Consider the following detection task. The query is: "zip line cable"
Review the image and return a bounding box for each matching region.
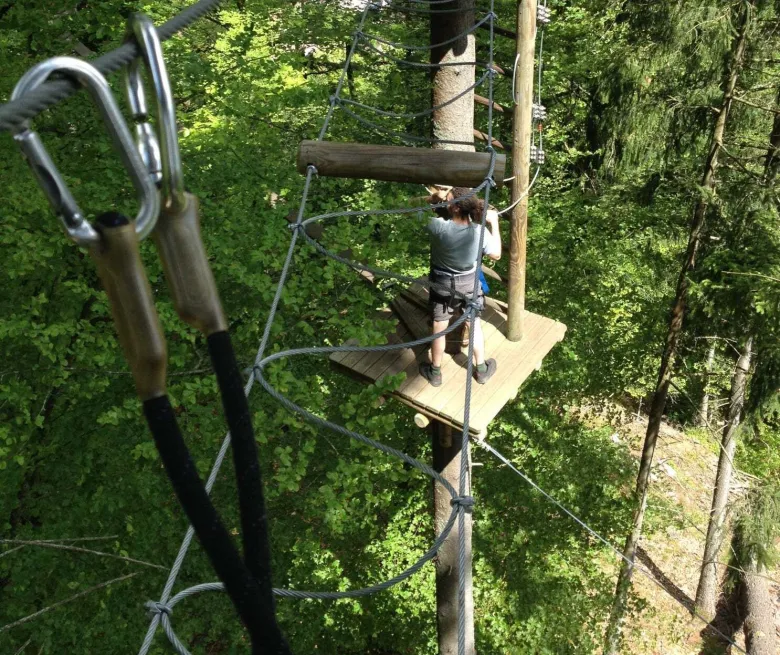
[0,0,225,133]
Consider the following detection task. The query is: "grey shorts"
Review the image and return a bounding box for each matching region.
[428,269,484,323]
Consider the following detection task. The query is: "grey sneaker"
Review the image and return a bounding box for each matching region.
[474,358,497,384]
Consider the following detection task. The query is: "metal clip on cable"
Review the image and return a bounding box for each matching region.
[12,51,287,655]
[10,57,159,247]
[11,58,165,400]
[126,14,225,336]
[125,14,288,654]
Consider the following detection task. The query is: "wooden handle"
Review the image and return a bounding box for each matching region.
[90,213,167,401]
[153,192,227,336]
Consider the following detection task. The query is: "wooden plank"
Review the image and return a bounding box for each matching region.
[474,129,510,152]
[469,318,566,430]
[297,141,507,189]
[474,94,508,114]
[330,337,359,365]
[392,296,429,340]
[418,311,510,426]
[361,332,413,381]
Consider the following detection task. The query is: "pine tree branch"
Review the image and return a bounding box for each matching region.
[0,539,168,570]
[0,572,140,633]
[723,270,780,284]
[733,95,780,114]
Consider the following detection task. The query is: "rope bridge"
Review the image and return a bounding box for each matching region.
[0,1,748,654]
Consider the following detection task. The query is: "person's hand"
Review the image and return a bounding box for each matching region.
[425,185,451,206]
[486,209,499,226]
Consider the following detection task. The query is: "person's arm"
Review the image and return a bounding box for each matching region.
[484,209,501,260]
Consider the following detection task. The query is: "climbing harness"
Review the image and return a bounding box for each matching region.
[11,32,288,655]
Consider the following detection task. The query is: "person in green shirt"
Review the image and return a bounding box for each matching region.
[419,186,501,387]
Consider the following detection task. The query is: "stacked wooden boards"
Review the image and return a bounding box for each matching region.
[330,282,567,438]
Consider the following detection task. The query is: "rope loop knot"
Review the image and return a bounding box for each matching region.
[306,164,319,176]
[451,496,475,512]
[145,600,173,618]
[486,11,498,21]
[288,222,305,233]
[465,299,483,316]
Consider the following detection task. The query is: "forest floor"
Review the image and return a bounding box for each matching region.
[598,410,780,655]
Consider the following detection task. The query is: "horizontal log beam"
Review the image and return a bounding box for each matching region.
[297,141,507,188]
[475,94,509,114]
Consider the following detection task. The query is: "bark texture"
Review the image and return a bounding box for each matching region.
[697,343,716,428]
[742,554,777,655]
[432,422,475,655]
[431,6,477,652]
[695,336,753,619]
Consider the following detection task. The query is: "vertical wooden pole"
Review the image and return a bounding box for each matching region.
[430,2,476,653]
[506,0,536,342]
[432,422,474,655]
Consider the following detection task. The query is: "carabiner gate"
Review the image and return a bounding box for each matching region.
[10,57,159,246]
[125,13,186,212]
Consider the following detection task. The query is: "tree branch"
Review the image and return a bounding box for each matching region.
[733,95,780,114]
[723,270,780,284]
[0,572,139,633]
[0,539,168,570]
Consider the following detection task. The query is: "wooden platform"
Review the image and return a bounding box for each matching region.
[330,283,566,438]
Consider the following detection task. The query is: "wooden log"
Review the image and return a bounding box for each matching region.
[481,264,505,284]
[414,413,431,429]
[297,141,506,188]
[507,0,536,342]
[473,129,510,152]
[474,94,508,114]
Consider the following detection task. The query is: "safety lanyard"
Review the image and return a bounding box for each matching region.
[11,17,289,654]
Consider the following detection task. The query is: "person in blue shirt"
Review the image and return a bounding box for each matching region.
[419,186,501,387]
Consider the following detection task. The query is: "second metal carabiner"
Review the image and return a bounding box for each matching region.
[125,13,186,212]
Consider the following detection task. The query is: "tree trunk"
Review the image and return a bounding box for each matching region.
[742,552,777,655]
[697,343,716,427]
[695,335,753,619]
[431,0,475,152]
[603,5,752,652]
[431,4,476,654]
[763,86,780,183]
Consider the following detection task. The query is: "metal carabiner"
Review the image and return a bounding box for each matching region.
[125,13,186,212]
[10,57,159,247]
[125,13,227,337]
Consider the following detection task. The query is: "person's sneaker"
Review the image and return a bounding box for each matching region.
[419,362,443,387]
[474,358,497,385]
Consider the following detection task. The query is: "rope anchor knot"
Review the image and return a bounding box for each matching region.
[145,600,173,618]
[465,300,483,316]
[451,496,475,512]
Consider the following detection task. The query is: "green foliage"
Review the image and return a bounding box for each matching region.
[0,0,778,654]
[733,482,780,571]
